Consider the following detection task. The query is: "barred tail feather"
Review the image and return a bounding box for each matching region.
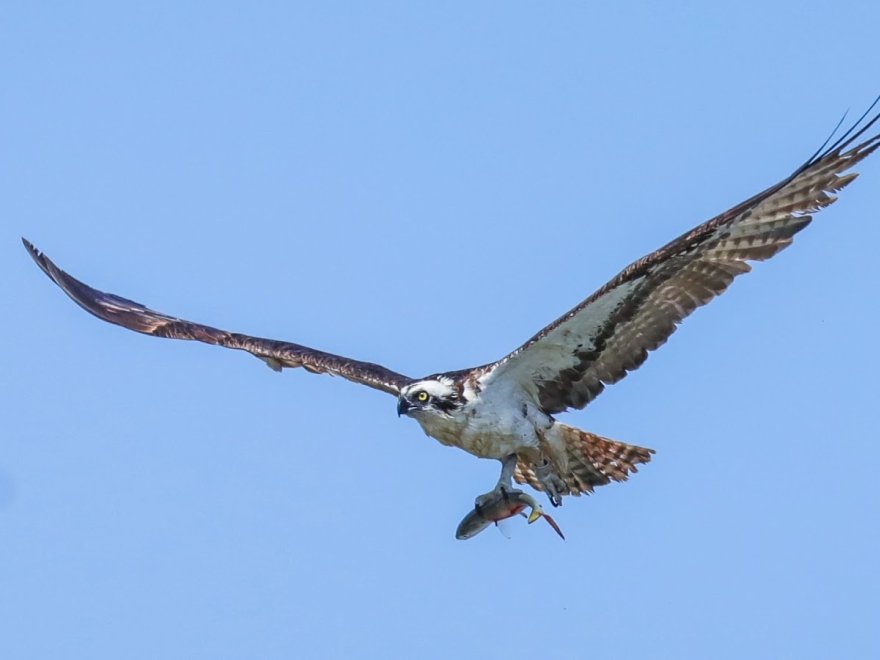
[514,423,654,496]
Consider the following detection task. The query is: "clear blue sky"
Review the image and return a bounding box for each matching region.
[2,3,879,659]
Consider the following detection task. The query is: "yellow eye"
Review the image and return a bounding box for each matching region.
[417,391,429,402]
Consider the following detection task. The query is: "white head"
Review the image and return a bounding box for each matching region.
[397,377,463,418]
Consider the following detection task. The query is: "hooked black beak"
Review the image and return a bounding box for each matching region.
[397,398,411,417]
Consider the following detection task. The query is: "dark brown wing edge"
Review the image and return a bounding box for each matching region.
[484,99,880,412]
[589,101,880,301]
[22,239,413,396]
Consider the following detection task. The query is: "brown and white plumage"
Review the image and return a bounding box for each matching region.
[24,101,880,514]
[23,238,412,396]
[479,104,880,415]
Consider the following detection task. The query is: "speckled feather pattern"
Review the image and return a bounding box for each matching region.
[485,110,880,415]
[514,425,654,496]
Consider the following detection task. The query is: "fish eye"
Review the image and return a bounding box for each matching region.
[417,391,429,402]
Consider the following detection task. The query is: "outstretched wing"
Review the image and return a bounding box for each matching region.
[482,103,880,415]
[23,240,413,396]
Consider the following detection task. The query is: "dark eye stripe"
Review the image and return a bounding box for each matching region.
[435,397,462,413]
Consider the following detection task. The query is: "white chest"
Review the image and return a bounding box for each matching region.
[412,385,548,459]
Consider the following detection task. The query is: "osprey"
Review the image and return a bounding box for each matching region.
[24,103,880,512]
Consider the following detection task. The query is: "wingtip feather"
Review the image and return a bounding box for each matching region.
[22,237,56,281]
[22,237,39,262]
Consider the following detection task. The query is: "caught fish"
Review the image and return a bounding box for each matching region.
[455,489,565,541]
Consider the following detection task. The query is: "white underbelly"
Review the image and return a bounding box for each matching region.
[415,401,541,459]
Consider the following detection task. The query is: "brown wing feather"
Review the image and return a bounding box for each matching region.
[483,104,880,414]
[23,240,413,396]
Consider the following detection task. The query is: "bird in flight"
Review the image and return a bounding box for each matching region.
[24,102,880,516]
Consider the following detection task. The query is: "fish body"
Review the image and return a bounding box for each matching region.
[455,490,565,540]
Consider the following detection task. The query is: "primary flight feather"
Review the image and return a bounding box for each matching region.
[24,102,880,513]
